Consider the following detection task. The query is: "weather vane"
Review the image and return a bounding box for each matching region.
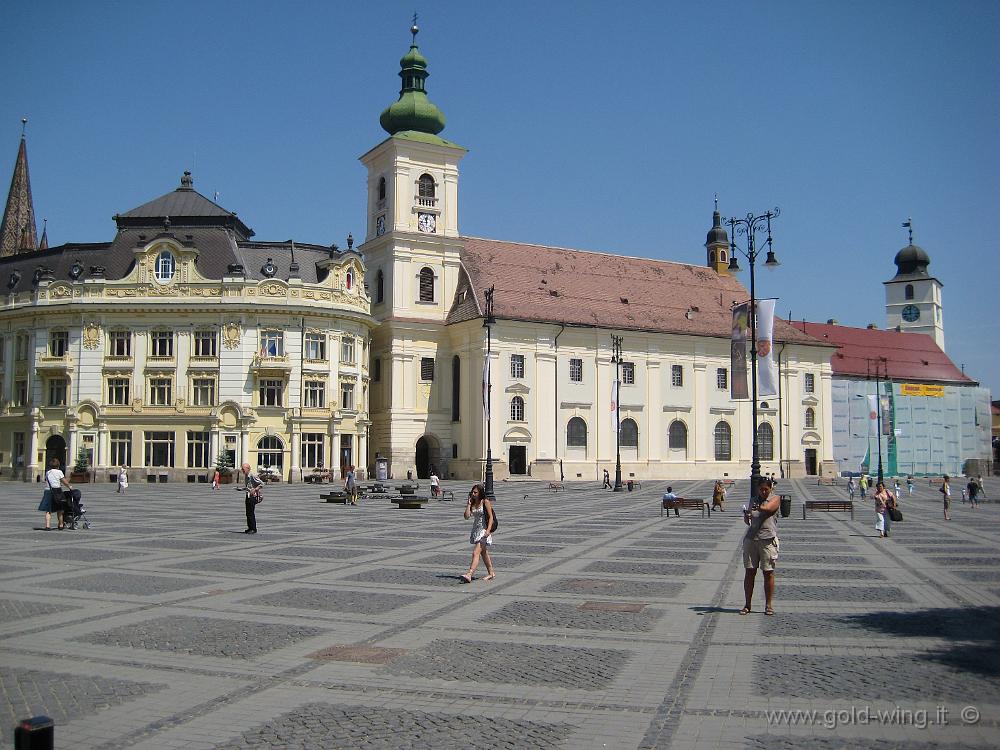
[902,216,913,245]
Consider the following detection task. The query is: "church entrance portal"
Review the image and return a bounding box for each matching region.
[415,436,439,479]
[508,446,527,475]
[45,435,67,470]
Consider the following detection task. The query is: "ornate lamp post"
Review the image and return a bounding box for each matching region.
[610,334,624,492]
[726,209,780,503]
[483,285,497,500]
[866,357,888,485]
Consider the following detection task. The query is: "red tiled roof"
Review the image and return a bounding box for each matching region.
[789,321,975,385]
[457,237,823,345]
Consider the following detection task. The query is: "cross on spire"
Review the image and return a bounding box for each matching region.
[902,217,913,245]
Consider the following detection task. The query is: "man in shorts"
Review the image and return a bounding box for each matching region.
[741,482,780,616]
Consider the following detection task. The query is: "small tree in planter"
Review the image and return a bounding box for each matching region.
[214,452,235,484]
[70,448,91,483]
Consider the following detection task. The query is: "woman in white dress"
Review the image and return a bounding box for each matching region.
[460,483,496,583]
[117,466,128,494]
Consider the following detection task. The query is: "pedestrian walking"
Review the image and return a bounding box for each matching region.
[212,469,221,491]
[968,478,980,509]
[893,478,901,501]
[859,474,868,499]
[977,475,988,501]
[906,475,914,495]
[345,465,358,505]
[241,462,262,534]
[430,469,441,498]
[940,475,951,521]
[602,469,611,489]
[873,481,893,538]
[961,487,967,504]
[847,476,856,501]
[461,483,496,583]
[741,482,780,616]
[39,458,72,530]
[711,480,726,511]
[117,466,128,494]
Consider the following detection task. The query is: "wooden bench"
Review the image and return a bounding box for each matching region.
[438,490,455,501]
[802,500,853,519]
[817,477,839,486]
[661,497,708,518]
[392,496,429,509]
[321,491,350,504]
[626,480,642,491]
[548,482,564,491]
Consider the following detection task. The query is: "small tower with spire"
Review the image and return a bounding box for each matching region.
[0,118,40,257]
[705,196,730,275]
[884,217,945,349]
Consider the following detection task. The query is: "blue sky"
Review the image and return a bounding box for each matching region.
[3,1,998,394]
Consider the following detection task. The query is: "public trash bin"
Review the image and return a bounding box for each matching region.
[15,715,54,750]
[779,494,792,518]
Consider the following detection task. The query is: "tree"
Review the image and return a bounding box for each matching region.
[73,447,90,474]
[214,452,234,476]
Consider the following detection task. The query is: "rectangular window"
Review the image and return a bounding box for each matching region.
[0,336,5,364]
[149,377,172,406]
[107,377,130,405]
[15,333,30,361]
[144,431,175,467]
[48,331,68,357]
[569,358,583,382]
[186,431,210,468]
[192,378,216,406]
[260,330,283,357]
[304,380,326,408]
[671,364,684,387]
[109,331,131,357]
[420,357,435,381]
[804,373,815,393]
[341,382,355,411]
[621,361,635,385]
[341,336,355,364]
[259,378,283,407]
[304,333,326,361]
[47,378,68,407]
[14,379,28,407]
[150,330,174,357]
[110,431,131,467]
[13,432,25,467]
[193,330,218,357]
[511,354,525,379]
[373,358,381,382]
[717,368,728,390]
[301,432,325,469]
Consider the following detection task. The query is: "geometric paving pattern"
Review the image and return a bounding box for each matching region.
[0,598,77,623]
[484,600,661,632]
[240,587,423,614]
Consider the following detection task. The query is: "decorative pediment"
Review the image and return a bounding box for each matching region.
[801,430,822,445]
[663,404,693,412]
[560,401,592,410]
[505,382,530,394]
[503,426,532,443]
[802,394,820,406]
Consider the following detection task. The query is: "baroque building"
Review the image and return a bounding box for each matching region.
[0,166,373,483]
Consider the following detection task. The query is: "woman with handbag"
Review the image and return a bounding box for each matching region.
[460,483,496,583]
[873,481,893,538]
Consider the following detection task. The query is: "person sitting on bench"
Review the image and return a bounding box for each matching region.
[662,486,679,517]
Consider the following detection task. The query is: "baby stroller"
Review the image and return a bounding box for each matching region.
[59,488,91,530]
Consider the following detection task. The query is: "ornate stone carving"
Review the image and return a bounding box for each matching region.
[48,284,73,299]
[222,322,241,349]
[259,282,287,297]
[175,398,186,414]
[82,323,101,350]
[131,398,143,413]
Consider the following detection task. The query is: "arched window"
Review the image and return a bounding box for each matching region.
[905,284,914,300]
[376,269,384,303]
[418,173,435,199]
[419,267,435,302]
[345,269,353,290]
[154,251,175,283]
[668,420,687,451]
[758,422,774,461]
[567,417,587,447]
[256,435,284,472]
[378,176,386,201]
[510,396,525,421]
[620,418,638,447]
[720,249,727,262]
[451,356,460,421]
[805,407,816,429]
[714,421,732,461]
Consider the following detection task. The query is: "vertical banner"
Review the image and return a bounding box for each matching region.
[610,379,620,437]
[868,395,879,436]
[482,356,490,422]
[731,303,750,400]
[756,298,778,398]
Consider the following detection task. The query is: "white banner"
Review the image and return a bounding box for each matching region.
[482,356,490,422]
[756,298,778,398]
[868,395,879,436]
[610,379,620,437]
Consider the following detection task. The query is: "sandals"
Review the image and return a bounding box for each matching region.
[484,573,496,581]
[460,574,472,584]
[739,607,751,615]
[765,607,775,616]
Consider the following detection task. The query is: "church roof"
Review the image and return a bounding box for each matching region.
[788,321,975,385]
[451,237,824,346]
[0,131,39,257]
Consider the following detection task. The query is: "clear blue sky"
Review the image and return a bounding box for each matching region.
[4,0,998,394]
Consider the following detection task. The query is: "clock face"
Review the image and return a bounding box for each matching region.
[417,212,437,233]
[375,215,385,236]
[901,304,920,322]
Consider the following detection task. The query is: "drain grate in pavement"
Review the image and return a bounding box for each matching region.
[308,645,408,664]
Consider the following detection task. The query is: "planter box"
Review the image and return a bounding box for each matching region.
[70,472,91,483]
[219,474,234,485]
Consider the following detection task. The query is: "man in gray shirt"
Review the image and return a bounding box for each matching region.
[242,462,262,534]
[741,482,780,616]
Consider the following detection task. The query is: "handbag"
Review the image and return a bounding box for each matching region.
[484,505,498,533]
[889,508,902,522]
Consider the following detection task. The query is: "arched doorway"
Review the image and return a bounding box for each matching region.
[415,435,439,479]
[45,435,66,470]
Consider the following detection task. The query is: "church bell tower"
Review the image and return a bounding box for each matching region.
[884,219,945,349]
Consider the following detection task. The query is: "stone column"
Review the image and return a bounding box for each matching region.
[67,425,78,470]
[27,419,39,482]
[290,430,301,482]
[98,422,109,471]
[240,429,249,469]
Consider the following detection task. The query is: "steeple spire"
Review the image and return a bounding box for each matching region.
[39,217,48,250]
[705,198,731,275]
[1,118,40,257]
[379,21,447,136]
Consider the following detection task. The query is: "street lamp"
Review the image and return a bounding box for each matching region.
[726,208,780,503]
[483,285,497,500]
[610,334,624,492]
[866,357,888,485]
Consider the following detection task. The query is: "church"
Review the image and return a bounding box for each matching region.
[0,26,846,483]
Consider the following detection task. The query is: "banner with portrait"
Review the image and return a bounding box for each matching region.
[756,298,779,398]
[731,302,750,400]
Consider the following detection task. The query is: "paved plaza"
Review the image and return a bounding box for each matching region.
[1,475,998,749]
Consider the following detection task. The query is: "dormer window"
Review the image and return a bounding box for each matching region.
[154,251,175,283]
[261,258,277,278]
[345,269,354,290]
[68,261,84,280]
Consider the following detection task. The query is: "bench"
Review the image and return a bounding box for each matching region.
[321,491,350,504]
[548,482,565,491]
[392,496,429,509]
[817,477,839,486]
[437,490,455,501]
[626,480,642,491]
[396,484,420,495]
[802,500,853,519]
[661,497,709,518]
